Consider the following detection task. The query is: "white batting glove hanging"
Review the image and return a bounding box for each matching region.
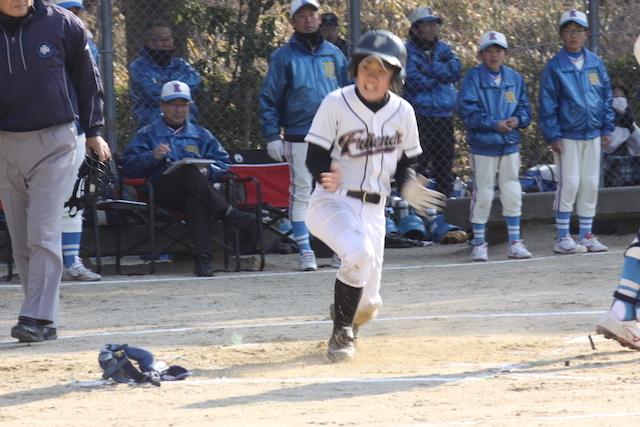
[400,170,446,214]
[266,139,286,162]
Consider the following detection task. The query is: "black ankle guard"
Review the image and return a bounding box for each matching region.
[613,291,638,305]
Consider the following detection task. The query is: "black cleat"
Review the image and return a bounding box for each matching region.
[327,328,355,363]
[194,254,214,277]
[11,323,44,343]
[43,327,58,341]
[223,209,255,232]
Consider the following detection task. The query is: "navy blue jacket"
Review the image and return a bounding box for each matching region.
[0,0,103,135]
[539,47,614,143]
[457,63,531,156]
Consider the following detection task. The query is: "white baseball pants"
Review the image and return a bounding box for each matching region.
[553,137,601,217]
[306,187,385,312]
[469,152,522,224]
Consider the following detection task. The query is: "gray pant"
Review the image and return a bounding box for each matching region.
[0,123,76,327]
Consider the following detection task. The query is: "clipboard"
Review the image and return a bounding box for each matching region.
[163,158,217,175]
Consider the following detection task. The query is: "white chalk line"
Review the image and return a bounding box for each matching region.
[72,370,612,389]
[404,411,640,426]
[0,249,624,288]
[0,310,606,344]
[151,372,606,386]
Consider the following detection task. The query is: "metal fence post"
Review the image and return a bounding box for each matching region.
[99,0,117,155]
[348,0,360,55]
[588,0,600,55]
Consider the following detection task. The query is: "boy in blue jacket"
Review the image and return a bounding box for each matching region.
[538,9,614,254]
[259,0,349,272]
[457,31,532,262]
[403,6,461,197]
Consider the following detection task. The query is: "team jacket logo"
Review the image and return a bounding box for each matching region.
[323,62,336,79]
[588,73,601,86]
[339,129,401,157]
[186,145,200,156]
[504,91,516,103]
[36,41,54,58]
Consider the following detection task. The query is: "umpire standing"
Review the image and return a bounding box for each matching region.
[0,0,110,342]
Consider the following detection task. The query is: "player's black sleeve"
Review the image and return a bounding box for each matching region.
[395,154,419,194]
[306,143,332,184]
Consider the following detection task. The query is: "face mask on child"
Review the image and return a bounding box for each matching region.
[612,96,628,112]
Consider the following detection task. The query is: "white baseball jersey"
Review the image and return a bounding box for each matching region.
[306,85,422,195]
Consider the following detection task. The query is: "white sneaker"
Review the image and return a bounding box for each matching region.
[299,250,317,271]
[554,234,578,254]
[470,242,488,262]
[596,309,640,350]
[578,233,608,252]
[62,256,101,281]
[508,239,532,259]
[331,253,341,268]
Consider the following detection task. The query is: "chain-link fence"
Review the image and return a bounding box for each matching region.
[81,0,640,195]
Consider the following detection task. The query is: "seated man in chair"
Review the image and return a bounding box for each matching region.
[121,81,255,276]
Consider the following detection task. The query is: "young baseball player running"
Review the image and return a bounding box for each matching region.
[305,30,446,363]
[539,9,614,254]
[457,31,532,262]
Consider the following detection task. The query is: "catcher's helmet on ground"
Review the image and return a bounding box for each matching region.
[348,30,407,90]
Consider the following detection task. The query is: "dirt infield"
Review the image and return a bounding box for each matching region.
[2,230,640,426]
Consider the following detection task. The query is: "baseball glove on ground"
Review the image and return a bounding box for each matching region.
[439,229,469,244]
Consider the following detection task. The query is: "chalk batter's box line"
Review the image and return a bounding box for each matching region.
[0,310,606,343]
[0,250,624,289]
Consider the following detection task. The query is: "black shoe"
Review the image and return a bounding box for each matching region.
[11,323,44,343]
[223,208,255,232]
[327,328,355,363]
[194,254,214,277]
[43,327,58,341]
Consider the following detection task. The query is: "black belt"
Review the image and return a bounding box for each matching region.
[346,190,382,204]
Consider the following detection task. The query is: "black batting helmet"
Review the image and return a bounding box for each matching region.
[348,30,407,90]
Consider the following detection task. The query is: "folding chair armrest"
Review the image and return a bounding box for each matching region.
[123,177,148,186]
[223,176,262,207]
[96,200,147,210]
[123,177,154,205]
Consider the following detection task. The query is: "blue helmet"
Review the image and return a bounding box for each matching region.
[385,217,399,234]
[397,214,427,241]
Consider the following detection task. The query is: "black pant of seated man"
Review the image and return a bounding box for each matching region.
[153,165,255,276]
